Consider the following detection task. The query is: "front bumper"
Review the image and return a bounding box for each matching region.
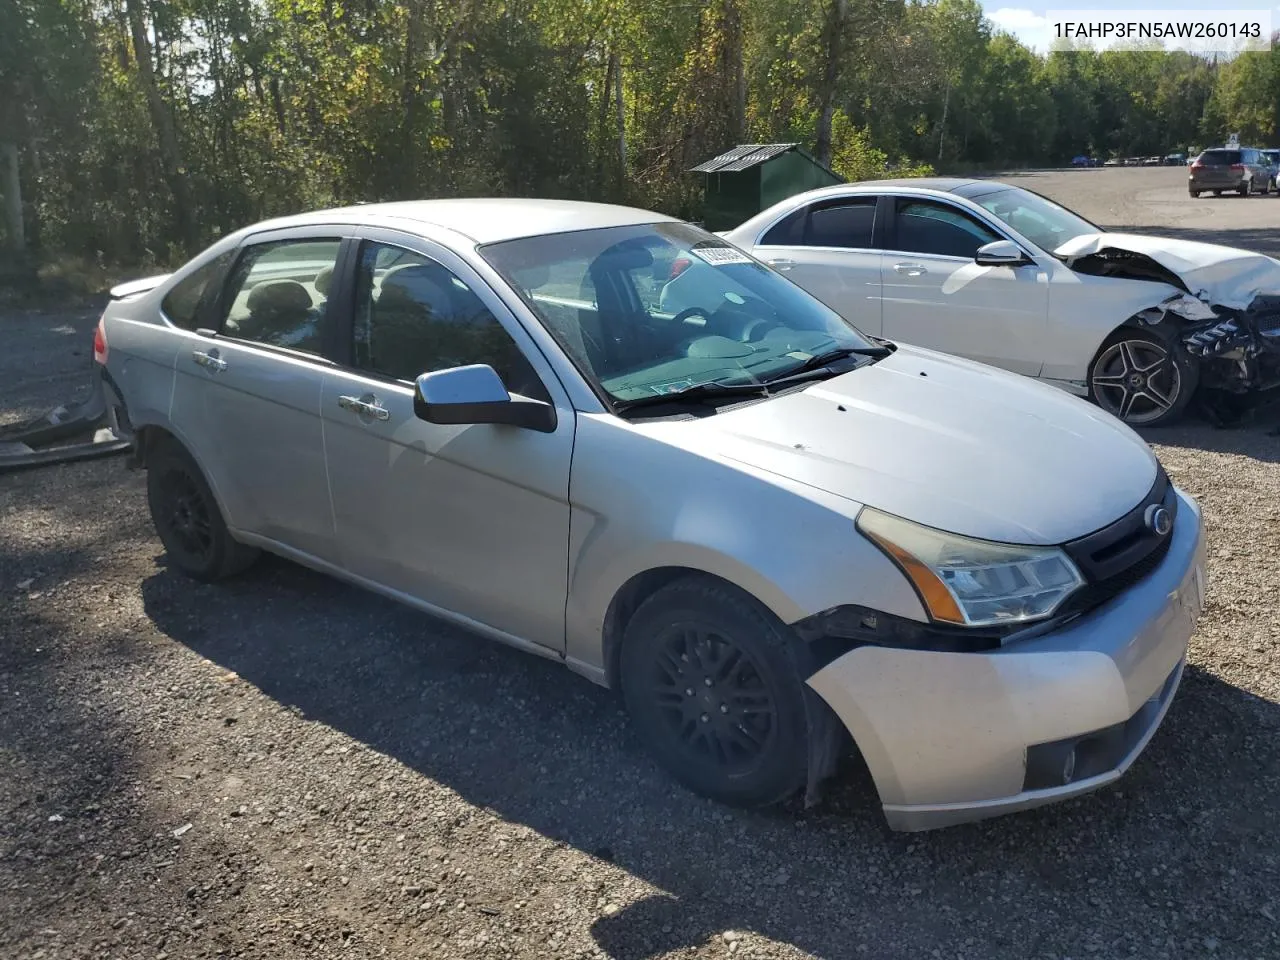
[807,487,1207,831]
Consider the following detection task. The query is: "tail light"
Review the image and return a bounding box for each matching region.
[1230,163,1245,172]
[93,316,108,364]
[669,256,692,280]
[1191,159,1203,169]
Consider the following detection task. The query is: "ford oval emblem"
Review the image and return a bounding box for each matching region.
[1144,504,1173,537]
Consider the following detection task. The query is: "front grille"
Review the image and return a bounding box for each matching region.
[1058,465,1176,617]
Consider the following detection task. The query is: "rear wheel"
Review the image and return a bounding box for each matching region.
[619,577,809,808]
[1189,190,1201,198]
[1239,179,1251,197]
[146,439,259,581]
[1088,327,1198,427]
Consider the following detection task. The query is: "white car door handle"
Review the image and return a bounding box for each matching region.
[338,393,391,421]
[191,349,227,372]
[766,257,796,271]
[893,262,927,276]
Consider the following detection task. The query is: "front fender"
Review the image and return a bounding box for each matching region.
[562,414,926,677]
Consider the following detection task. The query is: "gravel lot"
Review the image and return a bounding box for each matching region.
[3,168,1279,960]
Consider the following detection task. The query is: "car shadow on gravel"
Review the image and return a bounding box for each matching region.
[138,554,1280,960]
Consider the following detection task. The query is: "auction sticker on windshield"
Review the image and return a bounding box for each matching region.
[689,247,753,266]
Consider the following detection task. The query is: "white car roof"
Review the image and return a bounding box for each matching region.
[249,198,681,245]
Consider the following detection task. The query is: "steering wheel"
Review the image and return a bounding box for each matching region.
[670,306,711,327]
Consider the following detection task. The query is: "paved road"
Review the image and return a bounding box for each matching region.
[2,171,1279,960]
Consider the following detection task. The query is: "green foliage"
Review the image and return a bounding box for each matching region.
[0,0,1276,273]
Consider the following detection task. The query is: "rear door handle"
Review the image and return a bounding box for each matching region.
[191,349,227,372]
[338,393,391,421]
[893,262,927,276]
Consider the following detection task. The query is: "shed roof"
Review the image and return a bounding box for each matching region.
[689,143,800,173]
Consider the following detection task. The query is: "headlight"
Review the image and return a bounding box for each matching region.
[856,507,1085,627]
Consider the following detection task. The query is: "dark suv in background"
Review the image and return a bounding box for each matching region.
[1189,146,1273,197]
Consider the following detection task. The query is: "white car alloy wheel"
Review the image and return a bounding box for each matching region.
[1089,336,1187,426]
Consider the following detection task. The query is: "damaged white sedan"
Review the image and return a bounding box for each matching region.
[673,178,1280,426]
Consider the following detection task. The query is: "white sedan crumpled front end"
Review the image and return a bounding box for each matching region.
[808,486,1206,831]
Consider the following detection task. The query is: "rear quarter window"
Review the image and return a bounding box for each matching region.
[161,252,234,330]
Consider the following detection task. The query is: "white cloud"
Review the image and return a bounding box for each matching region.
[986,8,1049,32]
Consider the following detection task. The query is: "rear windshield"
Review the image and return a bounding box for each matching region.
[1200,150,1241,164]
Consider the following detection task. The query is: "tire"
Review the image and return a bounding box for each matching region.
[619,576,809,808]
[1239,180,1250,197]
[1213,190,1223,197]
[146,438,259,581]
[1088,326,1198,428]
[1189,190,1200,198]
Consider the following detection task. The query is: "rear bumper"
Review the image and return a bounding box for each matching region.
[807,488,1207,831]
[1189,174,1244,189]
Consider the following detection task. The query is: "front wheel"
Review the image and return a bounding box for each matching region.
[1088,328,1198,427]
[619,577,810,808]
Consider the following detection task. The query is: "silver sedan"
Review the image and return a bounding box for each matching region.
[94,199,1207,831]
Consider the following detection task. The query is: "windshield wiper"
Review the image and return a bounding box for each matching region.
[612,380,771,412]
[763,344,893,383]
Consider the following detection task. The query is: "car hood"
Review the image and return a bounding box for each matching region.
[662,345,1158,545]
[1055,232,1280,309]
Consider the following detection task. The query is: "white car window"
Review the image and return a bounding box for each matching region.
[894,200,999,259]
[761,198,877,249]
[970,186,1098,252]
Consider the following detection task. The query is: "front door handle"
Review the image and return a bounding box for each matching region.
[337,393,391,421]
[893,262,927,276]
[766,257,796,271]
[192,349,227,372]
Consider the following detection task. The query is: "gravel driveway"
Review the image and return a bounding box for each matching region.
[3,169,1279,960]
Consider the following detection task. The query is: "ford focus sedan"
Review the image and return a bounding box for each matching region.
[94,199,1207,831]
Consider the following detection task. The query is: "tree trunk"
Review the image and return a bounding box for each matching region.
[938,80,950,163]
[814,0,849,168]
[400,0,423,158]
[1,141,24,253]
[125,0,195,249]
[614,47,626,194]
[599,48,617,191]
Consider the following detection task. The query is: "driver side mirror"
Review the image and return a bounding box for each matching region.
[974,240,1032,267]
[414,364,556,433]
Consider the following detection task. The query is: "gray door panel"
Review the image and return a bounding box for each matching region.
[320,229,574,652]
[169,229,351,561]
[171,336,333,556]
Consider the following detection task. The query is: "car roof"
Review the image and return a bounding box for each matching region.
[771,177,1026,204]
[241,198,681,245]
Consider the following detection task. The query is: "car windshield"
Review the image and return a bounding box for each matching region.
[479,221,878,406]
[969,186,1099,253]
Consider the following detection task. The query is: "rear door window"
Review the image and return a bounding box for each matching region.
[218,239,343,355]
[761,197,877,249]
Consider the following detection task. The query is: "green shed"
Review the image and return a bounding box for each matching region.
[690,143,844,231]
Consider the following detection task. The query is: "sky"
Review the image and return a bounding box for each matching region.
[978,1,1278,53]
